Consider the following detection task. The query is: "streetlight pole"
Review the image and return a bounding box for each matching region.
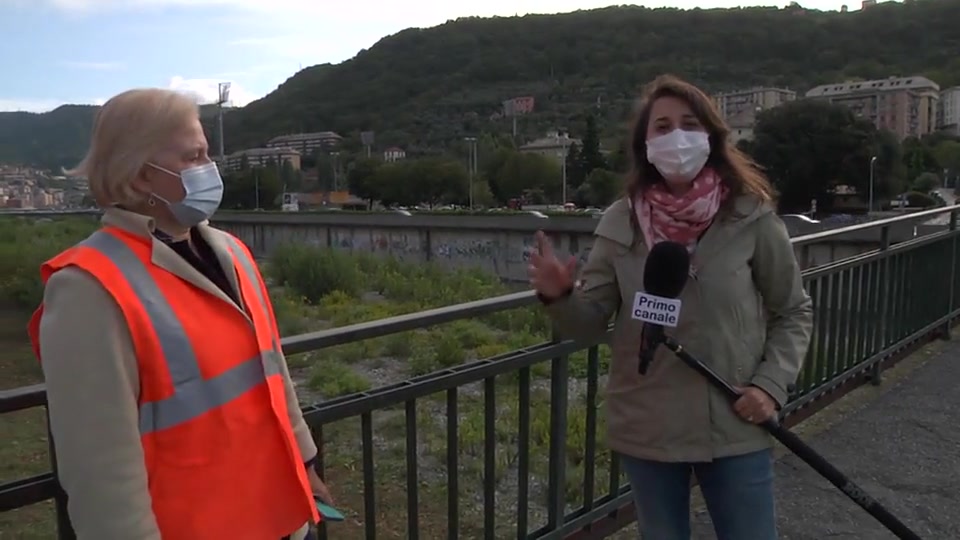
[560,148,568,205]
[254,169,260,210]
[465,136,477,209]
[216,82,231,163]
[869,155,877,213]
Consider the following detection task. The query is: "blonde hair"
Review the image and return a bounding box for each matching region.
[67,88,199,207]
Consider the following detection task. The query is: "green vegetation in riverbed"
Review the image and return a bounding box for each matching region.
[0,224,618,539]
[0,216,99,309]
[265,242,618,538]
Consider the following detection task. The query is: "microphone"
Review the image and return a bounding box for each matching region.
[636,241,690,374]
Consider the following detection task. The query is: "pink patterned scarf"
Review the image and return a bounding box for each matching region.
[633,167,728,252]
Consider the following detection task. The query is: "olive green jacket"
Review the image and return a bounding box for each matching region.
[546,195,813,462]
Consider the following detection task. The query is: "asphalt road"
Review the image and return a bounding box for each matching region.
[689,342,960,539]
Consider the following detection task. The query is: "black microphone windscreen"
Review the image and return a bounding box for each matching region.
[642,241,691,299]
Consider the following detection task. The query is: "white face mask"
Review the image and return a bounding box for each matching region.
[147,161,224,227]
[646,129,711,183]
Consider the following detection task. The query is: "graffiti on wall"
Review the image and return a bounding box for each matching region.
[433,239,497,259]
[372,232,421,258]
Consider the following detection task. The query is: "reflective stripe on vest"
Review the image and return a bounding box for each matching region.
[221,235,278,342]
[78,230,282,434]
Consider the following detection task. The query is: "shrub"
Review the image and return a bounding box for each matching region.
[904,191,938,208]
[268,243,361,302]
[0,217,98,309]
[307,360,371,397]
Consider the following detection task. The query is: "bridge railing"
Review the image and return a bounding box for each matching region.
[2,205,960,539]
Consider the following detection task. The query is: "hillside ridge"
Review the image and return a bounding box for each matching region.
[2,0,959,169]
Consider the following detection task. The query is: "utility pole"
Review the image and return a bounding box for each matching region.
[869,155,877,213]
[330,151,340,191]
[464,137,477,209]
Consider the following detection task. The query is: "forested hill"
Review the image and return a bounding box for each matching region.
[4,0,960,170]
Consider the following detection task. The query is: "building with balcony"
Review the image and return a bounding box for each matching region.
[713,87,796,121]
[265,132,343,155]
[938,86,960,137]
[519,130,581,163]
[384,147,406,163]
[806,76,940,140]
[220,147,301,173]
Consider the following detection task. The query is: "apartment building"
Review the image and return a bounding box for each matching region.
[806,76,940,140]
[220,147,301,173]
[265,132,343,155]
[713,87,797,120]
[727,109,760,145]
[519,130,581,164]
[938,86,960,137]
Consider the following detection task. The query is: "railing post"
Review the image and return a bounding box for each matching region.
[546,324,569,530]
[943,210,958,341]
[46,410,75,540]
[870,225,891,386]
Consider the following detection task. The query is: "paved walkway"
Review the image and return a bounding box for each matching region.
[689,341,960,539]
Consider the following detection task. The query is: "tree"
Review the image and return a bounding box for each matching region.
[911,172,940,193]
[488,151,561,202]
[932,140,960,187]
[280,159,301,191]
[470,179,497,208]
[347,157,382,206]
[412,157,469,206]
[221,166,282,210]
[578,114,607,180]
[746,100,900,212]
[575,168,622,207]
[901,136,941,182]
[565,142,585,188]
[372,157,469,207]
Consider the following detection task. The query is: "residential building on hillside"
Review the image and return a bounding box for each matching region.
[219,147,301,173]
[519,130,581,164]
[938,86,960,136]
[727,108,760,145]
[713,87,796,120]
[384,147,406,162]
[806,76,940,140]
[265,132,342,154]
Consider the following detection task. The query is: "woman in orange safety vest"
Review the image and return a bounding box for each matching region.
[28,88,333,540]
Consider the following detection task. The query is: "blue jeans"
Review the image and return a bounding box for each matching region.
[621,449,778,540]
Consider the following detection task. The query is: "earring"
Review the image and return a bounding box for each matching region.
[147,195,157,207]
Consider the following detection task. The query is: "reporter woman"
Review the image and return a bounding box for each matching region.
[528,75,813,539]
[29,88,331,540]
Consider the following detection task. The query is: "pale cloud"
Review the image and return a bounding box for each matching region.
[167,76,259,107]
[62,60,125,71]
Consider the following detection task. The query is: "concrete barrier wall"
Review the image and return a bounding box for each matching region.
[210,212,943,281]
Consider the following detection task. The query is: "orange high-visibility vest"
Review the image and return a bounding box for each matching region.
[28,226,320,540]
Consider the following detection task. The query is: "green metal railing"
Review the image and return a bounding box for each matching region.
[1,205,959,539]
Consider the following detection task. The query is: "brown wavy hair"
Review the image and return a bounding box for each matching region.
[625,74,775,209]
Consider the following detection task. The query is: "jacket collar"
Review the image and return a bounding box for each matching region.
[593,194,774,266]
[100,208,246,316]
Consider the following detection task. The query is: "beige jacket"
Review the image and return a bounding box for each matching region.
[37,208,315,540]
[546,195,813,462]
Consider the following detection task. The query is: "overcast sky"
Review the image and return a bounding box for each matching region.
[0,0,889,112]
